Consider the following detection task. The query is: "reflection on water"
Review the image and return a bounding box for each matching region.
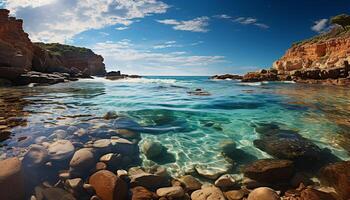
[0,77,349,176]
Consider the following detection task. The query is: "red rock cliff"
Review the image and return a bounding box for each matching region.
[0,9,106,82]
[273,28,350,74]
[0,9,33,79]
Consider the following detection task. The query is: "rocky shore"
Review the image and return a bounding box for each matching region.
[211,74,243,80]
[0,9,106,86]
[0,113,349,200]
[106,71,142,80]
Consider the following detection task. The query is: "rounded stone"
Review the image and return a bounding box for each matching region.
[70,148,95,170]
[247,187,280,200]
[191,186,226,200]
[49,129,67,140]
[156,186,185,199]
[23,144,48,167]
[214,174,237,188]
[48,140,75,160]
[0,157,25,200]
[89,170,128,200]
[93,139,111,149]
[178,175,202,191]
[141,140,165,159]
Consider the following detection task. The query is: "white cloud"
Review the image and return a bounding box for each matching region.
[3,0,169,42]
[153,40,181,49]
[233,17,269,29]
[91,40,225,74]
[311,19,328,33]
[213,14,231,19]
[115,26,129,31]
[157,17,210,32]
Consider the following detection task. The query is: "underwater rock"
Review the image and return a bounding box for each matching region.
[191,186,226,200]
[103,111,119,120]
[156,186,185,199]
[243,159,294,183]
[0,157,25,200]
[224,189,247,200]
[69,148,95,176]
[247,187,279,200]
[187,88,211,96]
[66,126,79,134]
[22,144,49,168]
[300,188,336,200]
[253,124,322,165]
[178,175,202,192]
[48,129,67,140]
[214,174,237,188]
[116,129,140,139]
[89,170,128,200]
[48,140,75,160]
[195,164,232,180]
[131,186,158,200]
[130,172,170,191]
[319,161,350,200]
[35,186,76,200]
[141,140,166,159]
[99,153,122,169]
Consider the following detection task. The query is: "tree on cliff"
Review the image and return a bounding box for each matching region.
[330,14,350,30]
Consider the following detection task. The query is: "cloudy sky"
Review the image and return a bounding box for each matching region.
[1,0,350,75]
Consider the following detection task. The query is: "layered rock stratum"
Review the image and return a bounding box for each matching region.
[0,9,106,85]
[241,27,350,85]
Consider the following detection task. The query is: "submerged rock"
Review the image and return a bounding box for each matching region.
[23,144,49,168]
[48,140,75,160]
[214,174,237,188]
[35,187,76,200]
[195,164,232,180]
[156,186,185,199]
[178,175,202,192]
[69,148,95,176]
[191,186,226,200]
[103,111,119,120]
[0,157,25,200]
[131,186,158,200]
[89,170,128,200]
[300,188,336,200]
[141,140,166,159]
[130,172,170,191]
[253,124,322,166]
[247,187,280,200]
[243,159,294,183]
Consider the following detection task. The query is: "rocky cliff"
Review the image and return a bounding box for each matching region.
[242,27,350,85]
[0,9,106,85]
[273,28,350,74]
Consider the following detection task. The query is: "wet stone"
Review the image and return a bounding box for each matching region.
[23,144,49,168]
[178,175,202,192]
[247,187,280,200]
[48,140,75,161]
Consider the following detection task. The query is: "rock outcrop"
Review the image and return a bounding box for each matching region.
[242,27,350,85]
[0,9,106,85]
[211,74,243,80]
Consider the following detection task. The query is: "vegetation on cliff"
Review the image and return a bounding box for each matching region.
[34,43,93,57]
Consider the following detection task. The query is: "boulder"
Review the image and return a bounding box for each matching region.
[131,186,158,200]
[89,170,128,200]
[35,187,76,200]
[130,172,170,191]
[69,148,95,174]
[253,126,322,166]
[224,190,246,200]
[247,187,280,200]
[141,140,166,159]
[243,159,294,183]
[178,175,202,192]
[0,157,25,200]
[22,144,49,168]
[48,140,75,160]
[156,186,185,199]
[195,165,232,180]
[319,161,350,200]
[191,186,226,200]
[214,174,237,188]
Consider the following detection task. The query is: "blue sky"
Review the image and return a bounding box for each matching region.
[1,0,350,75]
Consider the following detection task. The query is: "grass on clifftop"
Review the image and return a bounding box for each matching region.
[292,26,350,47]
[35,42,93,56]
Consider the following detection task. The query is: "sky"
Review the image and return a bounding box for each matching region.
[1,0,350,75]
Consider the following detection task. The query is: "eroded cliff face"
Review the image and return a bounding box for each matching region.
[0,9,106,84]
[273,29,350,74]
[0,9,33,79]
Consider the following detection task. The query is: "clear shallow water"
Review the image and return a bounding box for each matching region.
[0,76,349,176]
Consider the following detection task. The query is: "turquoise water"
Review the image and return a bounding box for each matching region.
[0,76,349,176]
